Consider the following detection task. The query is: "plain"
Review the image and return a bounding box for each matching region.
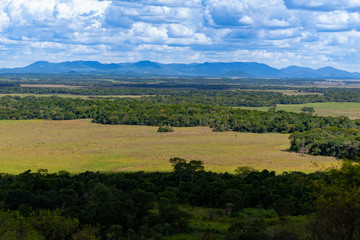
[241,102,360,119]
[0,119,338,174]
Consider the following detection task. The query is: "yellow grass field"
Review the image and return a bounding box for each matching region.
[0,93,145,99]
[20,84,82,88]
[246,89,323,96]
[241,102,360,119]
[0,119,339,174]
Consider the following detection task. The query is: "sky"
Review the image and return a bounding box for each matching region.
[1,0,360,71]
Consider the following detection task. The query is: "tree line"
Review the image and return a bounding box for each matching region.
[0,160,358,239]
[5,87,360,107]
[289,127,360,160]
[0,96,359,134]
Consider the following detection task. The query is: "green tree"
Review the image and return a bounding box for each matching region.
[0,210,44,240]
[29,209,79,240]
[157,125,174,132]
[169,158,204,182]
[235,166,258,179]
[301,107,315,115]
[310,162,360,240]
[72,226,99,240]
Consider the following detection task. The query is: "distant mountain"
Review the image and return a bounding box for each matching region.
[219,70,251,77]
[281,65,360,78]
[316,66,360,78]
[281,66,322,78]
[1,60,359,78]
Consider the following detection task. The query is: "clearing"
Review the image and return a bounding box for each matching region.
[242,102,360,119]
[0,93,146,99]
[0,119,339,174]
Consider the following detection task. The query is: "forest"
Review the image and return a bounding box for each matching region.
[0,75,360,239]
[0,160,359,240]
[3,86,360,107]
[289,127,360,160]
[0,95,359,135]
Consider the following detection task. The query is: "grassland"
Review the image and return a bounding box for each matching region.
[247,89,323,96]
[0,119,339,174]
[20,84,82,88]
[241,102,360,119]
[0,93,145,99]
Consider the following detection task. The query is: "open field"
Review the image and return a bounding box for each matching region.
[246,89,323,96]
[314,81,360,88]
[0,119,339,174]
[0,93,145,99]
[20,84,83,88]
[241,102,360,119]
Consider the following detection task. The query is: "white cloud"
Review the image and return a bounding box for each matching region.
[267,28,300,39]
[239,15,254,25]
[0,0,359,72]
[167,24,194,38]
[135,0,202,8]
[55,0,110,19]
[128,22,168,44]
[265,19,291,27]
[315,11,360,31]
[285,0,360,11]
[0,12,9,31]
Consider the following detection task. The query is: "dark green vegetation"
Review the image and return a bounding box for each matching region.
[0,73,321,86]
[0,95,359,134]
[3,78,360,109]
[157,125,174,133]
[4,85,360,107]
[0,160,358,239]
[290,127,360,160]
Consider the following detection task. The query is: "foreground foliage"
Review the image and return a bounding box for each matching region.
[310,162,360,239]
[0,160,359,239]
[289,127,360,160]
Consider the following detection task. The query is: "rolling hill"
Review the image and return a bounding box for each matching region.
[1,60,359,78]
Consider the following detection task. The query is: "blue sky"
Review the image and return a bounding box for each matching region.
[1,0,360,71]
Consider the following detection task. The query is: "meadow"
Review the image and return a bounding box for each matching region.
[0,119,338,174]
[19,84,82,88]
[248,89,323,96]
[0,93,146,99]
[242,102,360,119]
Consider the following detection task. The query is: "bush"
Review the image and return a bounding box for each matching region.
[158,125,174,132]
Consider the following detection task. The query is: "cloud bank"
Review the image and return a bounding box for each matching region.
[0,0,360,71]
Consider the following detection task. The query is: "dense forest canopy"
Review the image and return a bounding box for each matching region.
[0,95,359,134]
[0,161,358,239]
[289,127,360,160]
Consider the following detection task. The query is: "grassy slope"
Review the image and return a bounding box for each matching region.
[241,102,360,119]
[0,119,338,174]
[247,89,323,96]
[0,93,145,99]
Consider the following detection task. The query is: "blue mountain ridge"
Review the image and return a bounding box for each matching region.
[1,61,359,78]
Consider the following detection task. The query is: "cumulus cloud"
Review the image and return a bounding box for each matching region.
[239,16,254,25]
[315,11,360,31]
[167,24,194,38]
[0,0,359,71]
[284,0,360,11]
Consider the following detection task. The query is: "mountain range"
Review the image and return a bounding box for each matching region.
[1,60,359,79]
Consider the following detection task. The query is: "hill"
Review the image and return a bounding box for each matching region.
[1,60,360,78]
